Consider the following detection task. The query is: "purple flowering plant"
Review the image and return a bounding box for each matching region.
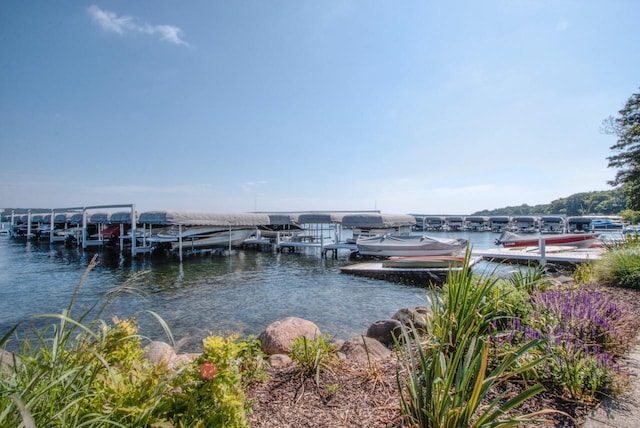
[494,286,640,401]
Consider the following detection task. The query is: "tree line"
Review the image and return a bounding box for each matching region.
[471,188,627,217]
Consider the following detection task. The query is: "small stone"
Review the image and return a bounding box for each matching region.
[268,354,292,368]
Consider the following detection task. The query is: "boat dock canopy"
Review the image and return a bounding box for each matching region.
[297,213,348,224]
[137,211,271,226]
[267,213,300,225]
[110,211,135,224]
[341,213,416,228]
[88,212,110,224]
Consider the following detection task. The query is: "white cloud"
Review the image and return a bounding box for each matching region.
[87,5,190,46]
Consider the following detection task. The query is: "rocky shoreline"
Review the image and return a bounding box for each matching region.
[143,306,429,371]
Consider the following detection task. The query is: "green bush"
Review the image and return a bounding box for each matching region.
[0,257,261,428]
[396,249,552,427]
[290,334,338,389]
[594,247,640,289]
[161,334,252,428]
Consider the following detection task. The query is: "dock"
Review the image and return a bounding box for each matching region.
[340,256,483,286]
[473,246,604,266]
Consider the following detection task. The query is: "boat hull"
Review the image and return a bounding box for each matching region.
[169,228,255,251]
[496,232,599,249]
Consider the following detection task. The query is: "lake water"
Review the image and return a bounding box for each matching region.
[0,231,507,352]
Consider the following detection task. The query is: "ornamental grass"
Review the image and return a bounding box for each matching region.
[0,255,264,428]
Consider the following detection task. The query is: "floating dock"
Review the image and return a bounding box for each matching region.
[473,246,604,266]
[340,256,483,286]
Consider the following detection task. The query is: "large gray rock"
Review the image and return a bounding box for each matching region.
[366,319,402,347]
[392,306,432,332]
[258,317,322,355]
[339,336,393,364]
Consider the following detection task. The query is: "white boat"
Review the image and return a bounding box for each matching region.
[149,226,228,243]
[356,234,468,257]
[148,225,256,251]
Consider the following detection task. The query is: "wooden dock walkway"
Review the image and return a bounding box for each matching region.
[473,246,604,265]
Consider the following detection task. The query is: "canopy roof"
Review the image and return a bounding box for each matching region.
[297,212,349,224]
[138,210,271,226]
[88,212,110,224]
[266,213,300,226]
[567,216,593,224]
[69,213,84,224]
[465,216,489,221]
[341,213,415,228]
[540,216,565,222]
[110,211,135,224]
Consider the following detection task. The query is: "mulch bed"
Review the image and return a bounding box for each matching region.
[246,282,640,427]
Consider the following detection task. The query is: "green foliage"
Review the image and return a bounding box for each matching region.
[472,189,627,216]
[573,261,595,284]
[236,335,269,387]
[508,264,548,294]
[0,256,261,428]
[397,330,550,428]
[290,334,338,387]
[593,246,640,289]
[605,88,640,211]
[162,334,251,428]
[545,342,615,402]
[619,209,640,225]
[395,249,553,427]
[487,278,532,325]
[425,251,502,353]
[0,257,177,427]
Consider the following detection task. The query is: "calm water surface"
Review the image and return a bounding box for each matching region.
[0,231,504,352]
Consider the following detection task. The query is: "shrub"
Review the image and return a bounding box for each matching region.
[518,287,639,401]
[573,261,595,285]
[0,256,260,428]
[594,247,640,289]
[162,334,252,428]
[290,334,338,387]
[487,278,532,328]
[396,249,552,427]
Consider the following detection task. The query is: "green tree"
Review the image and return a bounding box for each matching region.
[605,88,640,211]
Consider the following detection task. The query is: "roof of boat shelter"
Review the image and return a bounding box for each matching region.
[137,210,271,226]
[89,212,110,224]
[341,213,416,228]
[297,212,374,224]
[265,213,300,225]
[110,211,135,224]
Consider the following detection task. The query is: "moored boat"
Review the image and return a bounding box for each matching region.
[356,234,468,257]
[148,225,256,251]
[495,231,599,249]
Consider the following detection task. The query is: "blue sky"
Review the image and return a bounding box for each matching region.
[1,1,638,215]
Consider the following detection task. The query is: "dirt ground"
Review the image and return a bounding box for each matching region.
[245,282,640,427]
